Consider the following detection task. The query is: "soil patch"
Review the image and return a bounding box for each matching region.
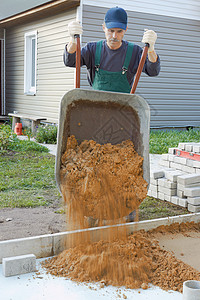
[0,207,66,240]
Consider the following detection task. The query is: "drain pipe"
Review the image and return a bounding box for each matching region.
[183,280,200,300]
[3,28,5,115]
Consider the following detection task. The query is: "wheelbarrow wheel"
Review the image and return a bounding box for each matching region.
[84,210,136,228]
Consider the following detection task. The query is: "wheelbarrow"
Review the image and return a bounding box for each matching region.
[55,36,150,193]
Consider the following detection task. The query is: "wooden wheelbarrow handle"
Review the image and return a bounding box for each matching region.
[75,34,81,88]
[130,43,149,94]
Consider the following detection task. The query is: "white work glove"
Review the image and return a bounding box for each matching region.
[142,29,157,52]
[68,21,83,43]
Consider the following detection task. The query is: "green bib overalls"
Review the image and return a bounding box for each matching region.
[92,40,134,93]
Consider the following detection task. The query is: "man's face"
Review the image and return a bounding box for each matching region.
[103,24,127,50]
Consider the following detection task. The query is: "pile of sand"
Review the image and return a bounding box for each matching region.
[43,224,200,292]
[42,136,200,293]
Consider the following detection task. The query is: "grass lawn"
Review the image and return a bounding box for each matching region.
[0,128,199,219]
[139,196,188,220]
[150,128,200,154]
[0,148,61,209]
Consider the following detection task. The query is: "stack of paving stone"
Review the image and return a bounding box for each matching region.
[148,142,200,213]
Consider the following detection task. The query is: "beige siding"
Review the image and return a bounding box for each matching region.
[83,0,200,21]
[0,29,4,39]
[81,5,200,128]
[5,8,77,123]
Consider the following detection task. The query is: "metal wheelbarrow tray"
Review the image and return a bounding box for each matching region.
[55,88,150,191]
[56,37,150,192]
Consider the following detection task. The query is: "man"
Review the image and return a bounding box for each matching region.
[64,7,159,224]
[64,6,160,93]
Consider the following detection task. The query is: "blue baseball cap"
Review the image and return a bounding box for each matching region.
[104,7,127,30]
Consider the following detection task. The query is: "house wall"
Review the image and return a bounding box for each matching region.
[81,5,200,128]
[5,8,77,123]
[83,0,200,21]
[0,29,4,39]
[5,2,200,127]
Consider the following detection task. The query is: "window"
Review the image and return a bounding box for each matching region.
[24,31,37,95]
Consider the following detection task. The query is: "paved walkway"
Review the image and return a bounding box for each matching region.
[44,144,163,172]
[18,136,163,171]
[18,136,57,156]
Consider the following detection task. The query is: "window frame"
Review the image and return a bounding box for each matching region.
[24,30,37,95]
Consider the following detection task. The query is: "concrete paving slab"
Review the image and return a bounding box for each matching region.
[0,258,182,300]
[155,231,200,272]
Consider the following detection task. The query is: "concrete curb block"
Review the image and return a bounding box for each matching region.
[3,254,36,277]
[0,212,200,263]
[0,235,53,264]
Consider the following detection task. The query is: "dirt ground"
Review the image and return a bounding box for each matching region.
[0,207,67,241]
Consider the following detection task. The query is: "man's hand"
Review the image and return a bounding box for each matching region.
[68,21,83,43]
[142,29,157,52]
[67,21,83,53]
[142,29,158,62]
